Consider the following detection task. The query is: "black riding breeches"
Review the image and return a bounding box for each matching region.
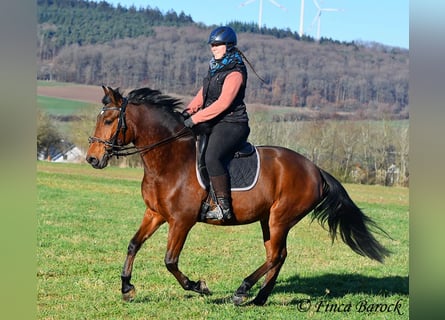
[205,121,250,177]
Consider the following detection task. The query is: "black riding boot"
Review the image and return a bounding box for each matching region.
[206,174,233,220]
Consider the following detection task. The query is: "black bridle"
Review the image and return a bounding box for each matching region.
[88,98,192,157]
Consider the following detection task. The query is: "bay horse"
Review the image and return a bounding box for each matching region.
[86,86,390,306]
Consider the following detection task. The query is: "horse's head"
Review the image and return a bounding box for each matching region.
[87,86,194,169]
[86,86,130,169]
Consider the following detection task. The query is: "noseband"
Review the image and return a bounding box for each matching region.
[88,98,192,157]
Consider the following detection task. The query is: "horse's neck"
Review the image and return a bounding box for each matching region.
[129,107,175,147]
[140,137,195,179]
[129,107,196,175]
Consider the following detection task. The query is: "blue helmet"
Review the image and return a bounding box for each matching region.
[207,26,237,46]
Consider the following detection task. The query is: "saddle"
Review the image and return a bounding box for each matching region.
[196,134,260,191]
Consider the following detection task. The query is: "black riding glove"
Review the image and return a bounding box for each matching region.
[184,117,195,128]
[181,110,191,119]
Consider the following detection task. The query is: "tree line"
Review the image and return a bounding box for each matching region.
[37,0,409,117]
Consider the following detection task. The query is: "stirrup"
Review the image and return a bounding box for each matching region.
[205,198,233,220]
[205,205,224,220]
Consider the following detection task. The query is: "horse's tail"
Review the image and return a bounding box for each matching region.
[311,169,391,263]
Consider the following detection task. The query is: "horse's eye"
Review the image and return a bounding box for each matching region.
[104,119,114,125]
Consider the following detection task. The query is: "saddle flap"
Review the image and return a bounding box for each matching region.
[195,138,260,192]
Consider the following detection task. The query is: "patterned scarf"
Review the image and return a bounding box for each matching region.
[208,49,244,76]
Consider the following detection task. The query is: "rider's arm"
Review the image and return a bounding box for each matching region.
[185,87,204,114]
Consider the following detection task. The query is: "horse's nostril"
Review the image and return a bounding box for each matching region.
[86,156,98,166]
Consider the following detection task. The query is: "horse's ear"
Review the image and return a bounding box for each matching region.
[112,87,123,105]
[102,86,119,105]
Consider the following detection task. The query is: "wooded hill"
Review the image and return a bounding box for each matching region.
[37,0,409,119]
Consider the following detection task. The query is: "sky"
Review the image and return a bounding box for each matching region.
[103,0,409,49]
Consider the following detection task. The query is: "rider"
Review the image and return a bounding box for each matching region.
[183,26,250,221]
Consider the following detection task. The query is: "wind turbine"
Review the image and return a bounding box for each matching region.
[239,0,287,30]
[311,0,342,40]
[299,0,305,37]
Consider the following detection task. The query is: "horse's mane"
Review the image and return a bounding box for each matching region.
[127,87,184,118]
[101,87,185,127]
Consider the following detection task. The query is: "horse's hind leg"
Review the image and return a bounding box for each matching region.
[121,208,165,301]
[253,244,287,306]
[233,219,289,306]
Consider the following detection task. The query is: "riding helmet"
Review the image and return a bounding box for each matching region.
[207,26,237,47]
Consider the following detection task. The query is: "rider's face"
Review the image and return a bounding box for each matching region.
[210,43,227,60]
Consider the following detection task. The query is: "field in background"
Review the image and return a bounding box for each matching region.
[37,81,103,103]
[36,81,319,119]
[37,96,94,115]
[37,161,408,319]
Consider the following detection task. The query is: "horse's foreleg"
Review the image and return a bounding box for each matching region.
[164,222,211,295]
[121,209,165,301]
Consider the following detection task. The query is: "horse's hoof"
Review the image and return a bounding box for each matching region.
[122,287,136,302]
[198,280,212,295]
[233,293,248,306]
[252,297,267,306]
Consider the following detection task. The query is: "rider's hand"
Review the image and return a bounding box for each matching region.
[181,110,191,119]
[184,117,195,128]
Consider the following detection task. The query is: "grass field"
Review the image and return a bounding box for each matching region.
[37,96,94,116]
[37,161,408,319]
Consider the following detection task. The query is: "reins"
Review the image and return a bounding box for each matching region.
[88,99,193,158]
[111,126,192,157]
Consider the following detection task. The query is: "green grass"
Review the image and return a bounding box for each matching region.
[37,95,93,116]
[37,162,409,319]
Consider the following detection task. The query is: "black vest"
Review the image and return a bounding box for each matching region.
[202,61,248,124]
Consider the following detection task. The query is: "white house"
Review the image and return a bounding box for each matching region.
[38,142,85,163]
